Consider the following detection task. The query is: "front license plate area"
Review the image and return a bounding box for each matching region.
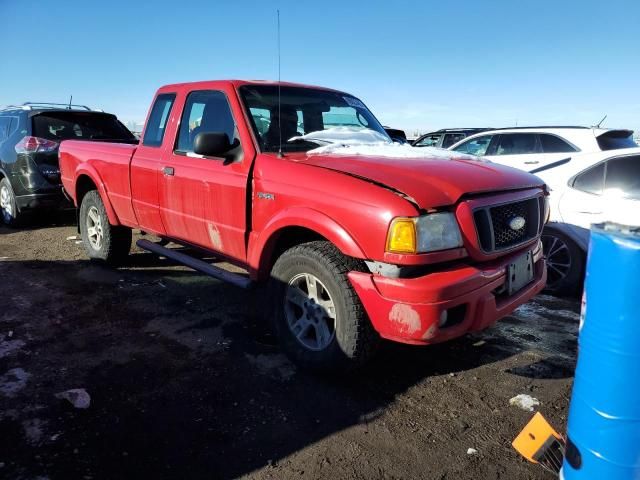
[507,250,534,295]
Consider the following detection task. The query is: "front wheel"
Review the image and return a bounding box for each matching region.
[542,228,584,297]
[268,241,380,373]
[79,190,131,264]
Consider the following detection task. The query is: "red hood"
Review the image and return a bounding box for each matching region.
[290,152,544,208]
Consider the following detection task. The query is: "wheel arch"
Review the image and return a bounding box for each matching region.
[74,169,120,225]
[544,222,589,253]
[249,208,367,281]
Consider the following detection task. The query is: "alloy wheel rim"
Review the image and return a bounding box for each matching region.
[542,234,572,290]
[0,185,12,222]
[284,273,337,351]
[86,206,104,250]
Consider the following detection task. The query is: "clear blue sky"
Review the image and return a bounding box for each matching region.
[1,0,639,135]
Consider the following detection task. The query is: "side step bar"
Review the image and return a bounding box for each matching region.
[136,239,253,289]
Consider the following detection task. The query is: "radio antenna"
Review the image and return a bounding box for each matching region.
[595,114,607,128]
[277,9,284,158]
[68,95,73,110]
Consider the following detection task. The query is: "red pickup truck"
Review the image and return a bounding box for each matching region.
[60,80,547,371]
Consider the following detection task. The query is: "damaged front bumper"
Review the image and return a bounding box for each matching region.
[348,242,546,345]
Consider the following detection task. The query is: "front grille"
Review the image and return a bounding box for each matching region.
[473,197,541,252]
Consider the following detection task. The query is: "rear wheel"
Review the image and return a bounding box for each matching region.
[542,228,584,297]
[0,178,21,227]
[79,190,131,264]
[268,241,380,373]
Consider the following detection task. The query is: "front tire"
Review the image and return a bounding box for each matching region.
[0,178,21,227]
[542,228,584,297]
[79,190,131,264]
[268,241,379,373]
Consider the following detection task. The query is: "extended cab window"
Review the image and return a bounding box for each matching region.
[495,133,538,155]
[452,135,493,156]
[573,163,604,195]
[176,90,236,154]
[143,93,175,147]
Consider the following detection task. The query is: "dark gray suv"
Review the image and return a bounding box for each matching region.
[0,103,136,225]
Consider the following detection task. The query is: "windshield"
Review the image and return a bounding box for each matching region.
[239,85,390,153]
[32,111,136,142]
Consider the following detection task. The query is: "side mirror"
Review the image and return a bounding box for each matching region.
[193,132,233,157]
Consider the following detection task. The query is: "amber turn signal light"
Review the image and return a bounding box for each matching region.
[386,218,417,254]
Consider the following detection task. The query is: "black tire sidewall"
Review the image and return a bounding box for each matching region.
[79,191,113,261]
[543,227,584,296]
[269,246,362,371]
[0,178,19,226]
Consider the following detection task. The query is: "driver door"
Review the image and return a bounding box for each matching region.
[158,88,249,262]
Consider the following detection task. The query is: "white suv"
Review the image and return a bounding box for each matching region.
[532,148,640,295]
[448,126,637,172]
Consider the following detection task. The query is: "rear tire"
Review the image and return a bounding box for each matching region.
[79,190,131,264]
[268,241,380,373]
[542,227,584,297]
[0,178,22,227]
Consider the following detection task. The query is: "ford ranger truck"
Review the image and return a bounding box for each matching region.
[60,80,548,372]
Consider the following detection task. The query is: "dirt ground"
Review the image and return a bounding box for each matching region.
[0,214,579,480]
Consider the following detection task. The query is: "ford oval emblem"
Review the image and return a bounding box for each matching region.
[509,216,526,231]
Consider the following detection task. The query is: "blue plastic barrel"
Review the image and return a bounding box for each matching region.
[561,223,640,479]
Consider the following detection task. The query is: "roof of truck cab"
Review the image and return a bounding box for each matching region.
[157,79,348,94]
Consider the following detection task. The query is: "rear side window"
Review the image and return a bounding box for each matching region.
[573,163,605,195]
[175,90,235,154]
[452,135,493,156]
[143,93,176,147]
[495,133,538,155]
[0,117,10,142]
[32,112,135,142]
[414,134,441,147]
[604,155,640,200]
[539,134,577,153]
[597,131,637,151]
[442,133,466,148]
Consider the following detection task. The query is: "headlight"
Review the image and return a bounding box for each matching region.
[386,213,463,254]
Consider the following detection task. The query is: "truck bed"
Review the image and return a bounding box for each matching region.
[59,140,139,226]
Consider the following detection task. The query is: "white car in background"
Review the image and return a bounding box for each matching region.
[531,148,640,295]
[448,126,637,172]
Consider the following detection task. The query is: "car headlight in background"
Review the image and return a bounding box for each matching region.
[543,195,551,224]
[386,213,463,254]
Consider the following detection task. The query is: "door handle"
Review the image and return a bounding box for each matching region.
[162,166,174,176]
[524,160,540,164]
[578,211,602,214]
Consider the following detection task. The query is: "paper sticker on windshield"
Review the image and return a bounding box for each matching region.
[343,96,366,109]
